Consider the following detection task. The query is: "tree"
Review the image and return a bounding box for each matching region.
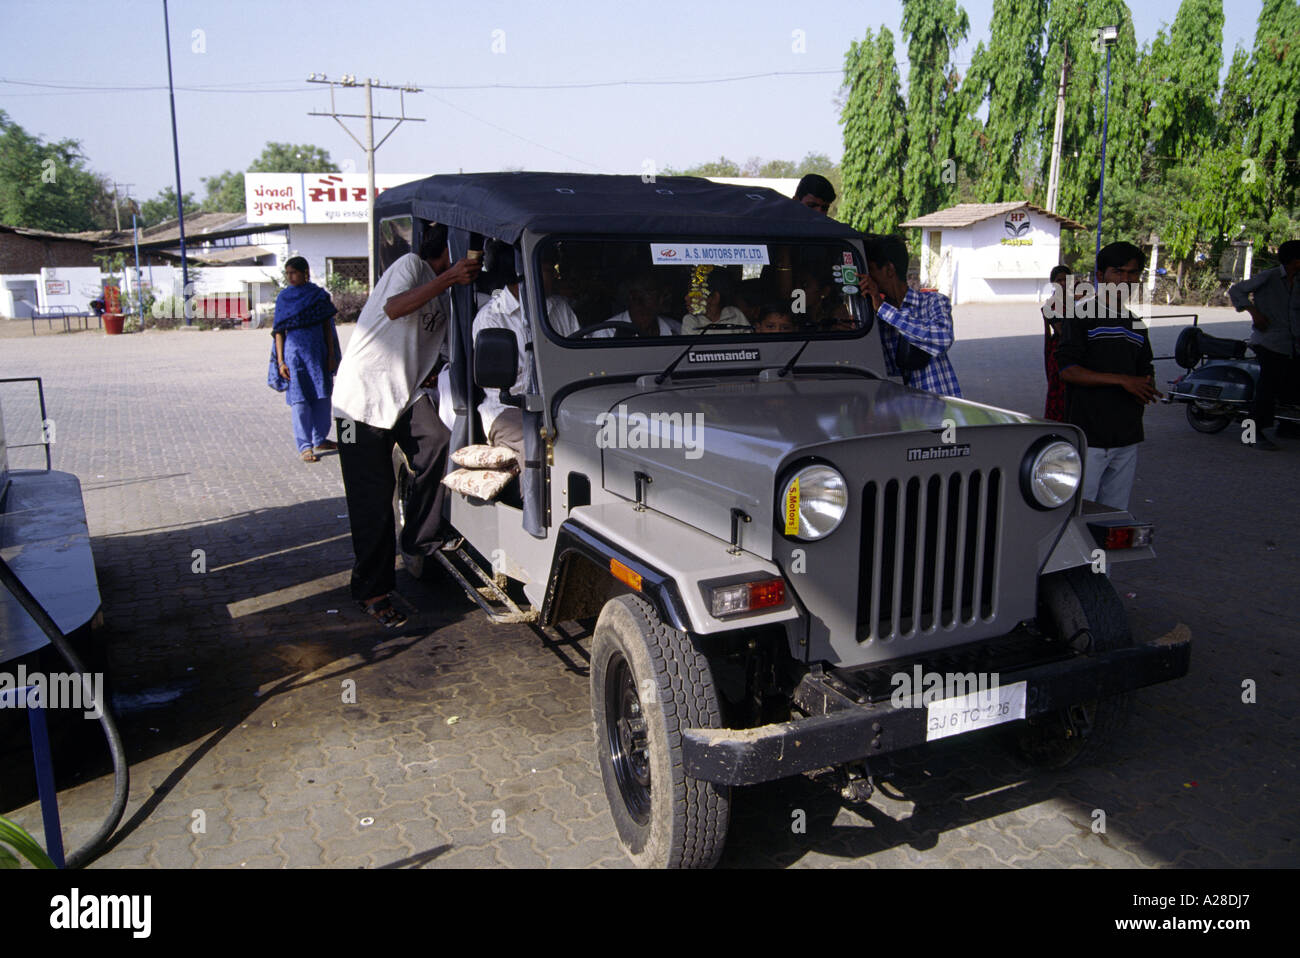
[900,0,970,218]
[1144,0,1223,162]
[200,142,340,213]
[201,169,245,212]
[663,156,743,177]
[840,27,908,232]
[247,142,340,174]
[1241,0,1300,214]
[140,187,200,227]
[958,0,1048,201]
[1035,0,1143,227]
[757,159,799,178]
[0,110,115,231]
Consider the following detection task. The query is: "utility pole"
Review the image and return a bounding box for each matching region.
[306,74,423,286]
[111,182,134,233]
[1095,26,1120,278]
[162,0,190,324]
[1045,39,1069,215]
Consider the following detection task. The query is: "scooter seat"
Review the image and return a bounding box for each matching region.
[1174,327,1247,369]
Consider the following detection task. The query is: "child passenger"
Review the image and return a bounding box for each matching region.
[755,306,796,333]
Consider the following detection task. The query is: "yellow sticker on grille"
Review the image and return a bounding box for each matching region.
[784,478,800,535]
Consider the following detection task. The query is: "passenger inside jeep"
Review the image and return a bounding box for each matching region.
[590,272,681,338]
[539,238,868,341]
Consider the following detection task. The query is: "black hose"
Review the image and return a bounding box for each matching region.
[0,555,129,868]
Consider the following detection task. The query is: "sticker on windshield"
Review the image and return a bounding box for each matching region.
[651,243,769,266]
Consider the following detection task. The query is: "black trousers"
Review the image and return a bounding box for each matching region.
[1252,346,1298,430]
[336,394,451,602]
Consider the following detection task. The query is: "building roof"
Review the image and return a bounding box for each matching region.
[900,202,1087,232]
[374,172,859,241]
[135,212,248,245]
[0,223,114,243]
[189,245,276,266]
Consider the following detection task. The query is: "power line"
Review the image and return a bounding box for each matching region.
[422,90,603,172]
[306,73,424,284]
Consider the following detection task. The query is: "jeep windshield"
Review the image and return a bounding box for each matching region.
[534,238,872,345]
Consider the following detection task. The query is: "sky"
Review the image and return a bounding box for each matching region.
[0,0,1265,204]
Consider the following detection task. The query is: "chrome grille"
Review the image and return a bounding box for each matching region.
[858,469,1002,642]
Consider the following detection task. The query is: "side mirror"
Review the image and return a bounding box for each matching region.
[474,328,518,390]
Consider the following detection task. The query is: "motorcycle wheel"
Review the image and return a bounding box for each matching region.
[1185,402,1233,434]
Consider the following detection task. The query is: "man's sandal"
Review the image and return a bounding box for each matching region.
[360,596,407,629]
[300,449,320,463]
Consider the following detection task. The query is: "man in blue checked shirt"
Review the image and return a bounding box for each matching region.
[862,234,963,397]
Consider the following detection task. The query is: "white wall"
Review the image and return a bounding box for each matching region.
[38,266,104,312]
[931,212,1064,305]
[283,223,368,283]
[1,274,40,318]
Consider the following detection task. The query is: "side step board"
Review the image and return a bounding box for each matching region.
[432,547,538,624]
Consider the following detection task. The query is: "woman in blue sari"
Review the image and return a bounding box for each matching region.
[268,257,341,462]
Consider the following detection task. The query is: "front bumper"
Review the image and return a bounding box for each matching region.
[682,626,1191,786]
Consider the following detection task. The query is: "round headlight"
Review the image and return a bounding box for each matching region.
[779,465,848,540]
[1025,440,1081,508]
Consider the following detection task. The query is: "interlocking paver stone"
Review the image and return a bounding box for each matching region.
[1,313,1295,869]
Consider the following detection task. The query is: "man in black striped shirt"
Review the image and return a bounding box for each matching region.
[1056,242,1161,511]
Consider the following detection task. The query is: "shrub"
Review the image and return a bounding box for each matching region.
[332,290,368,324]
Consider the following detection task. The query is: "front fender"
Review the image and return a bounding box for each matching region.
[1042,502,1154,575]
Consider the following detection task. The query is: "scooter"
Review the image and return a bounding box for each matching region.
[1166,325,1300,433]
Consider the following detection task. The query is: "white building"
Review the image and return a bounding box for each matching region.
[901,202,1087,305]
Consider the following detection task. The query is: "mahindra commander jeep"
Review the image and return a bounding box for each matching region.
[372,173,1190,868]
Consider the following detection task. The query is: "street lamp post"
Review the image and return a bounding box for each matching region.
[1095,24,1119,278]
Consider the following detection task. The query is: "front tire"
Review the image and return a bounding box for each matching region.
[1012,567,1134,769]
[1185,401,1232,434]
[590,594,730,868]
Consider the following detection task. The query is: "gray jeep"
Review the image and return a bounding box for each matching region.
[373,173,1190,868]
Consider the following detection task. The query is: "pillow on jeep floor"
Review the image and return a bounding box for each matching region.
[451,444,518,469]
[441,466,518,501]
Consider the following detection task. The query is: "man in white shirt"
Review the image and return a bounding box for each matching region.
[332,223,480,627]
[472,264,580,470]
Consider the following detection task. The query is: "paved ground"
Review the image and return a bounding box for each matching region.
[0,307,1296,868]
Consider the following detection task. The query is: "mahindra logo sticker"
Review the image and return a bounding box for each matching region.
[907,443,972,462]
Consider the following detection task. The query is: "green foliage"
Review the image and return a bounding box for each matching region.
[0,110,115,231]
[0,815,56,869]
[139,186,200,227]
[840,27,908,233]
[958,0,1048,202]
[900,0,970,219]
[1034,0,1144,222]
[663,156,742,177]
[1144,0,1223,161]
[201,169,245,213]
[247,142,339,174]
[199,143,338,214]
[325,272,366,294]
[1241,0,1300,213]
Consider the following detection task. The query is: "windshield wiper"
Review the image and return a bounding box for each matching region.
[654,324,752,385]
[777,338,814,378]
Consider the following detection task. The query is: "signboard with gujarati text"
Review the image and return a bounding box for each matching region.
[244,172,423,224]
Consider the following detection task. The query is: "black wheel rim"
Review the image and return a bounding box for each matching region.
[604,653,651,825]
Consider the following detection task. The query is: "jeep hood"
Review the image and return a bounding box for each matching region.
[557,376,1041,557]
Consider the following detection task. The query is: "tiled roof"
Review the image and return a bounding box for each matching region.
[900,202,1087,231]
